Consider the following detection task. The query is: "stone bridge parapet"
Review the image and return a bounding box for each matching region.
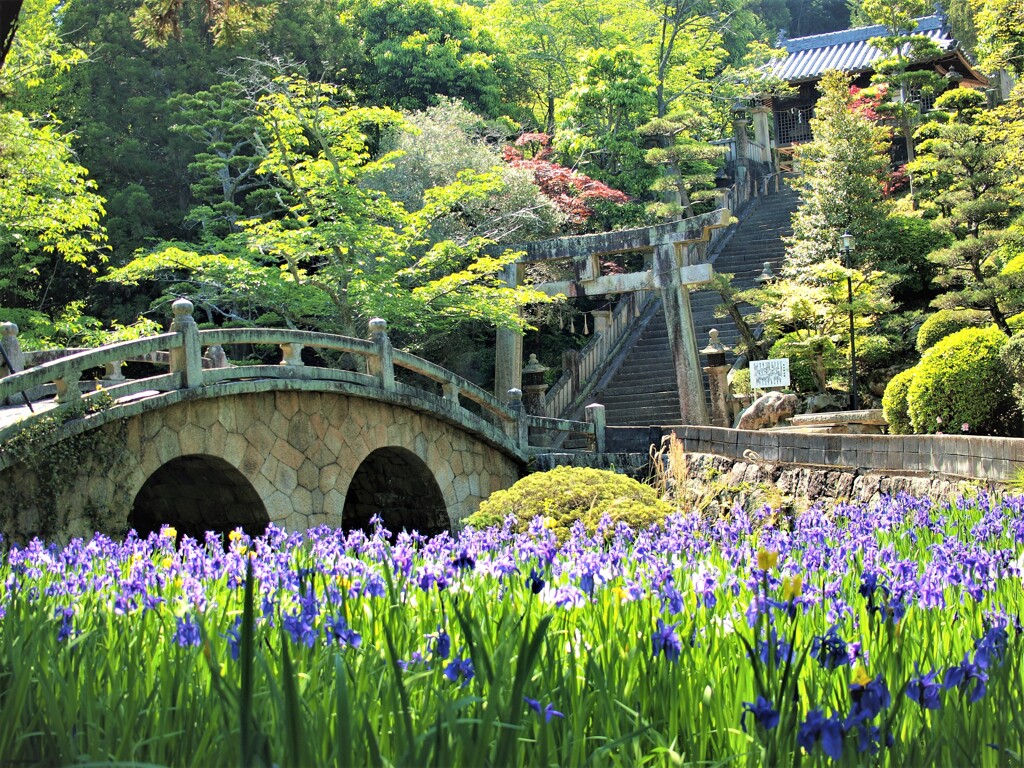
[0,300,605,543]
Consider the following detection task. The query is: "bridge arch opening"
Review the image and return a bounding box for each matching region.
[344,447,450,536]
[129,454,269,541]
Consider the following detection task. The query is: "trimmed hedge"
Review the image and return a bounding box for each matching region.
[881,367,917,435]
[915,309,988,353]
[907,326,1017,435]
[464,466,673,540]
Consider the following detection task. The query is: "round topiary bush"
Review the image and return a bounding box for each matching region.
[915,309,988,353]
[907,326,1017,435]
[464,466,673,540]
[881,367,916,435]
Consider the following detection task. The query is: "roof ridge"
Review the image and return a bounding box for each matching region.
[783,14,945,52]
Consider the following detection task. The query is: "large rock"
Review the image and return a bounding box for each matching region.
[736,391,799,430]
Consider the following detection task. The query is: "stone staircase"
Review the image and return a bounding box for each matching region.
[593,186,799,427]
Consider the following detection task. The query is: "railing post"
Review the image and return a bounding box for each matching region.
[585,403,606,453]
[0,322,25,376]
[367,318,395,391]
[507,388,528,448]
[169,297,203,388]
[206,345,228,368]
[279,342,304,367]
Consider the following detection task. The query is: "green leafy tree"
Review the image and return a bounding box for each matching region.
[351,0,515,118]
[0,0,107,316]
[361,99,562,244]
[555,46,658,198]
[861,0,945,174]
[909,87,1021,332]
[738,261,895,392]
[168,81,272,239]
[784,71,893,272]
[107,77,553,339]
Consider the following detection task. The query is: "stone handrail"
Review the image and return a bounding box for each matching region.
[0,299,604,456]
[544,291,651,419]
[0,333,182,404]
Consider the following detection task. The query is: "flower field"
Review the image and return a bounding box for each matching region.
[1,491,1023,766]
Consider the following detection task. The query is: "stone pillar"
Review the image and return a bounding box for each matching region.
[206,345,228,368]
[0,322,25,375]
[169,298,203,389]
[279,342,304,367]
[494,263,523,401]
[702,329,731,428]
[654,242,710,426]
[732,103,750,204]
[506,388,528,448]
[585,403,606,453]
[367,318,395,391]
[521,354,549,416]
[591,309,613,336]
[752,106,772,165]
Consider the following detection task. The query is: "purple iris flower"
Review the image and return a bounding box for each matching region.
[173,614,201,648]
[905,665,942,710]
[524,697,564,723]
[282,610,316,647]
[222,618,242,661]
[740,696,779,732]
[798,708,844,761]
[526,568,545,594]
[55,607,75,642]
[943,653,988,703]
[652,619,682,663]
[324,615,362,648]
[810,626,849,671]
[974,624,1009,669]
[443,656,475,687]
[427,627,451,660]
[847,674,890,728]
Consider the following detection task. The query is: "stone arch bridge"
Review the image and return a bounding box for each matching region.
[0,300,602,544]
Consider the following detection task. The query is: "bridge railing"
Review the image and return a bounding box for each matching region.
[544,291,651,420]
[0,299,604,456]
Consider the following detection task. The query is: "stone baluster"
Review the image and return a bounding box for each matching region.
[442,380,460,406]
[279,342,304,367]
[55,371,82,404]
[206,345,228,368]
[168,297,203,388]
[101,360,126,384]
[367,318,395,391]
[585,403,606,453]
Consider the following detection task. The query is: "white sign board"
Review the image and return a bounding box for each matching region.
[749,358,790,389]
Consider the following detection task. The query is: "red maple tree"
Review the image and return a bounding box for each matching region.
[503,133,628,227]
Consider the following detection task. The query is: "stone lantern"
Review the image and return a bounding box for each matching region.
[701,329,731,428]
[521,353,549,416]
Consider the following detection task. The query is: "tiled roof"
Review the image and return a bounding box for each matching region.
[772,15,957,83]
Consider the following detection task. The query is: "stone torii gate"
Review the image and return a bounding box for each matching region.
[496,208,730,425]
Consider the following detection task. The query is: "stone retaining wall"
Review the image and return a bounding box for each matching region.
[604,425,1023,484]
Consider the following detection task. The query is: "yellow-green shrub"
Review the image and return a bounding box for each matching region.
[881,367,916,434]
[907,326,1017,435]
[464,466,673,540]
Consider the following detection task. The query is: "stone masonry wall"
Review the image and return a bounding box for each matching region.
[0,390,521,543]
